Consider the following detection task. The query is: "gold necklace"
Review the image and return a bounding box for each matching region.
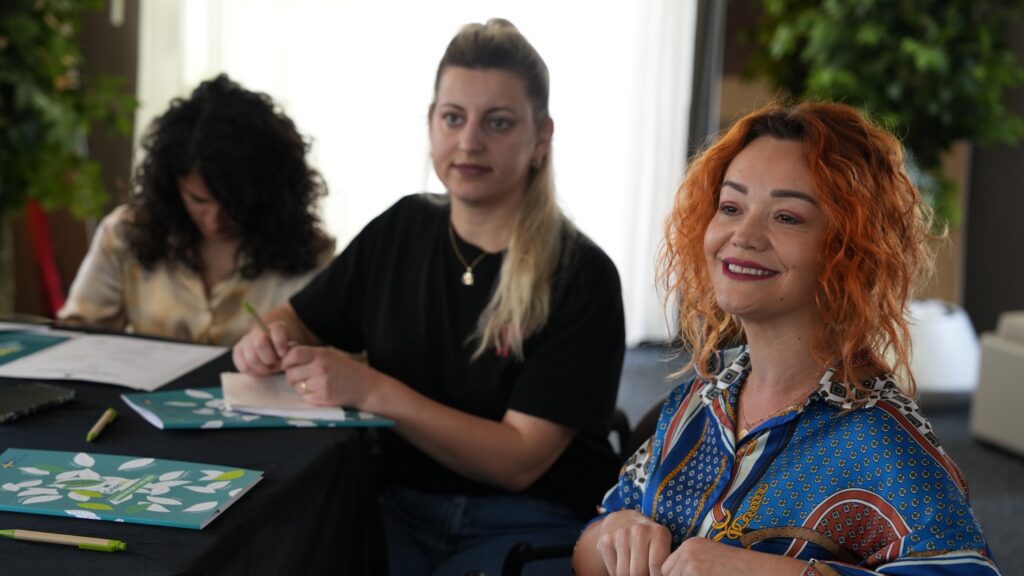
[448,222,489,286]
[738,381,819,437]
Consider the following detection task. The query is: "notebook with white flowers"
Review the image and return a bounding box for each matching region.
[0,448,262,529]
[121,386,393,430]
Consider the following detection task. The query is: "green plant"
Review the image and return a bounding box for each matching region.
[0,0,136,221]
[744,0,1024,228]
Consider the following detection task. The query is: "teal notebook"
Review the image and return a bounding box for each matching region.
[121,387,394,429]
[0,331,69,366]
[0,448,261,529]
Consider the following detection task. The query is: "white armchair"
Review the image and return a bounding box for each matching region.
[970,311,1024,456]
[908,299,980,394]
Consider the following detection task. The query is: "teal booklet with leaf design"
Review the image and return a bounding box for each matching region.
[0,448,261,529]
[0,330,69,366]
[121,386,394,430]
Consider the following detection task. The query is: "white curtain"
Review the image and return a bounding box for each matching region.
[136,0,697,345]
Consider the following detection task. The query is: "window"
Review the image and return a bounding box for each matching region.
[137,0,696,343]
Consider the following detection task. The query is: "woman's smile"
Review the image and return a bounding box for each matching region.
[721,258,778,280]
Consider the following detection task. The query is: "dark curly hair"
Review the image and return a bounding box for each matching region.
[127,74,332,278]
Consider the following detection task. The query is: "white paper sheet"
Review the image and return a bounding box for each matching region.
[220,372,353,421]
[0,322,50,332]
[0,334,225,391]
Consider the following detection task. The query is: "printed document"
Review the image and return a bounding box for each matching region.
[0,334,225,391]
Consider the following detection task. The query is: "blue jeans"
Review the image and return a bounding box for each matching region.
[380,486,581,576]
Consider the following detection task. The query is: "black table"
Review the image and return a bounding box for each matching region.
[0,352,387,575]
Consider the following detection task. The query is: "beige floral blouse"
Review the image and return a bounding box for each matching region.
[58,205,334,346]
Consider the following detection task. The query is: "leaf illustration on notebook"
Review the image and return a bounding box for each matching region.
[122,386,393,429]
[0,448,262,529]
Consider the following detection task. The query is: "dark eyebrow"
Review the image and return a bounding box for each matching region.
[721,180,819,206]
[770,189,819,206]
[722,180,747,193]
[436,102,518,116]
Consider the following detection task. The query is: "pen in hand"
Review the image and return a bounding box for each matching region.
[86,407,117,443]
[243,301,293,361]
[1,528,126,552]
[243,301,272,336]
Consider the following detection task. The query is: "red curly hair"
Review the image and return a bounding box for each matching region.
[661,101,936,400]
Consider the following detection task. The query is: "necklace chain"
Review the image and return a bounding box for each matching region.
[738,380,819,436]
[448,222,488,286]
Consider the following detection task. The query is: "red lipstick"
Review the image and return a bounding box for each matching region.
[720,258,777,281]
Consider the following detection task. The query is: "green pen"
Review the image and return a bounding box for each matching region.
[243,301,272,336]
[1,528,127,552]
[244,301,293,357]
[86,407,117,442]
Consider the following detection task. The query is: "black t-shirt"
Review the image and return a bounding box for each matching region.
[291,194,625,516]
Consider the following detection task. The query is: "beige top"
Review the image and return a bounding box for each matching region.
[58,205,334,346]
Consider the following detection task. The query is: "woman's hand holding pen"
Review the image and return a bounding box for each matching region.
[233,321,293,375]
[233,301,379,408]
[280,346,378,408]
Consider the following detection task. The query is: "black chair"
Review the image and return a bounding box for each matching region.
[498,403,663,576]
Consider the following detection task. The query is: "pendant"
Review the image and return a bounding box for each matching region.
[461,269,475,286]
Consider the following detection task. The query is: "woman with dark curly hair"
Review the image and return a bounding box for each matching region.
[58,74,334,346]
[574,102,1000,575]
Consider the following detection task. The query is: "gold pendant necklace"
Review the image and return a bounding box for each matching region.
[448,222,488,286]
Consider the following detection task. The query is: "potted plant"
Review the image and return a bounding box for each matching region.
[0,0,136,314]
[744,0,1024,229]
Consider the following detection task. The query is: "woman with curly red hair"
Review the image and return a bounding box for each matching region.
[574,102,1000,575]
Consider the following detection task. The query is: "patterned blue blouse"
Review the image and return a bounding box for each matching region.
[600,349,1000,575]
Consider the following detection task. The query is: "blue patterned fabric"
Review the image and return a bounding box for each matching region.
[600,349,1000,575]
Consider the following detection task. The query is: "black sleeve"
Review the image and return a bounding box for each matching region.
[507,235,626,436]
[289,197,410,352]
[290,231,368,352]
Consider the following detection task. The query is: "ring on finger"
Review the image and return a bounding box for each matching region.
[298,380,308,392]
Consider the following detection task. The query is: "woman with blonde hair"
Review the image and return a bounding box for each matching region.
[573,102,1000,575]
[234,18,625,575]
